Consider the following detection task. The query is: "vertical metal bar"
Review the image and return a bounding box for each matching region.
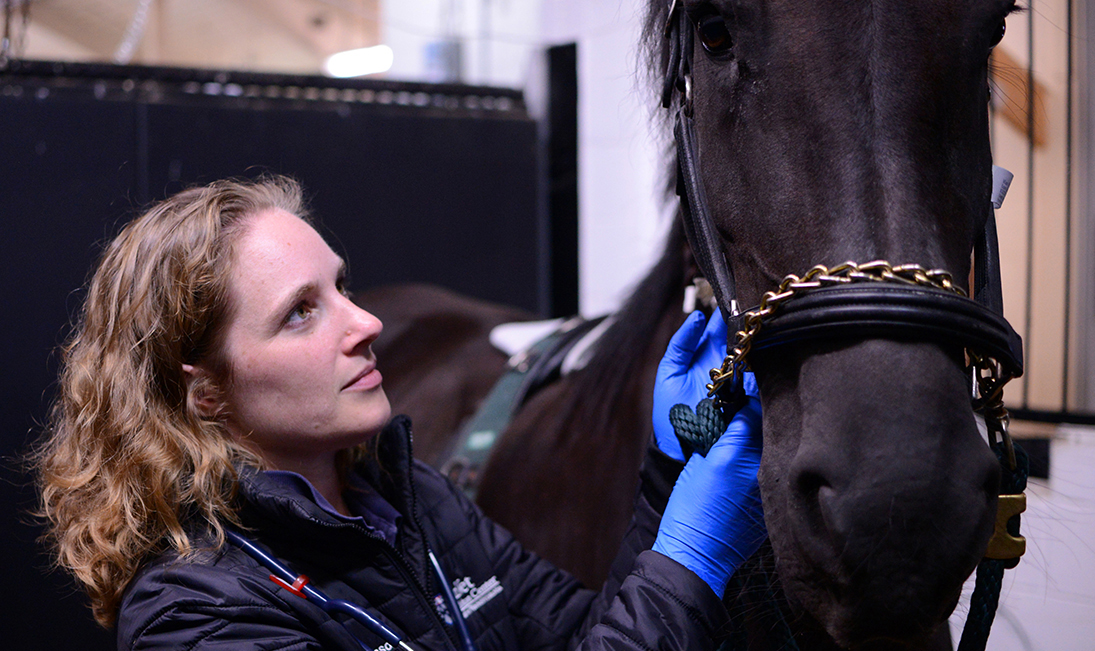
[1062,0,1074,410]
[479,0,492,82]
[1022,5,1036,407]
[545,44,579,317]
[1087,0,1095,413]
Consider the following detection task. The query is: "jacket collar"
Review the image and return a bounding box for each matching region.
[355,415,417,519]
[235,416,418,542]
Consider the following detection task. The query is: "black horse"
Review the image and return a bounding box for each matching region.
[362,1,1024,648]
[645,0,1022,648]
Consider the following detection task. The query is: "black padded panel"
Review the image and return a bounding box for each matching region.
[141,100,540,304]
[0,63,542,650]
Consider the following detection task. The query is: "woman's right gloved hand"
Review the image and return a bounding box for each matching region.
[651,386,765,598]
[652,309,729,461]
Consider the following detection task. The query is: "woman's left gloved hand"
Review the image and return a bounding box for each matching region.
[652,309,728,461]
[650,309,765,598]
[652,389,765,598]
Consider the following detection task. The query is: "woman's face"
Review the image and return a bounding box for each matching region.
[216,208,391,466]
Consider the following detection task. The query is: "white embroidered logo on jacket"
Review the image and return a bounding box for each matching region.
[451,575,503,618]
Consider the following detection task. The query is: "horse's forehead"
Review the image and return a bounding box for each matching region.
[683,0,1010,80]
[684,0,1003,26]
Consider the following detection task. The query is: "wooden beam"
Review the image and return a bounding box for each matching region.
[233,0,380,58]
[27,0,129,59]
[27,0,380,67]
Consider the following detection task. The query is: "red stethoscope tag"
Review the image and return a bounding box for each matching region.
[270,573,310,598]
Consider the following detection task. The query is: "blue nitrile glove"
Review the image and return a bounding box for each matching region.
[653,310,729,461]
[651,388,765,597]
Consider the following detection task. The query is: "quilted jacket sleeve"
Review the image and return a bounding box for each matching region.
[426,446,730,651]
[572,551,731,650]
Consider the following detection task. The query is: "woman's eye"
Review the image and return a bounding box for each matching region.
[697,15,733,54]
[287,303,313,325]
[336,278,350,297]
[989,19,1006,48]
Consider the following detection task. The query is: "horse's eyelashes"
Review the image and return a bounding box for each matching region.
[696,15,734,55]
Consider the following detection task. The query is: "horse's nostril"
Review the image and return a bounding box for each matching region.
[795,468,832,536]
[796,468,829,499]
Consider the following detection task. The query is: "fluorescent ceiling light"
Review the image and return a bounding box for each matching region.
[324,45,394,78]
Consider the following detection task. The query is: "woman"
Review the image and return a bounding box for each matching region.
[34,176,764,650]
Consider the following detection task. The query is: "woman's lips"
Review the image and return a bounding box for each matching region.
[344,367,382,391]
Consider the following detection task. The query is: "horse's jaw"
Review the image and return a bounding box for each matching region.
[751,338,998,650]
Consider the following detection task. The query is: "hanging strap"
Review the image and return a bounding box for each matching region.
[665,0,740,330]
[675,109,740,324]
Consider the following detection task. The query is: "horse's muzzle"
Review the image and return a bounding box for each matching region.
[754,338,1000,649]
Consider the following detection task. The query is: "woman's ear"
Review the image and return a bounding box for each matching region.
[182,363,221,418]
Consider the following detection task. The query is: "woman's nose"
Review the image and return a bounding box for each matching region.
[341,297,383,351]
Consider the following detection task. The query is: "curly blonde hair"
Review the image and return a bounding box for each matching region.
[32,176,361,628]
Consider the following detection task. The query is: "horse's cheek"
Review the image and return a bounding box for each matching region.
[752,370,804,565]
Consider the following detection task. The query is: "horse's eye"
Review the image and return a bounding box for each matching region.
[697,15,733,55]
[989,19,1006,48]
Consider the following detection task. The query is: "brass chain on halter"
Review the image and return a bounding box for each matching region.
[706,259,1020,468]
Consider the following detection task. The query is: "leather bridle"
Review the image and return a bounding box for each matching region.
[660,1,1028,647]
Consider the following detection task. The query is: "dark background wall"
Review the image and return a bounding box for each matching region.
[0,61,568,650]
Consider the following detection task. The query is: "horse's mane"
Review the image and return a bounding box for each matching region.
[554,217,689,442]
[639,0,672,119]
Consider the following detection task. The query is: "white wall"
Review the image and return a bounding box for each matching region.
[381,0,667,317]
[382,0,546,88]
[538,0,668,317]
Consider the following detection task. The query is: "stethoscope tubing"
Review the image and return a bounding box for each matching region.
[428,549,476,651]
[225,529,438,651]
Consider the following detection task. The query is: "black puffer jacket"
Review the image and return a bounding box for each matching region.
[117,416,730,650]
